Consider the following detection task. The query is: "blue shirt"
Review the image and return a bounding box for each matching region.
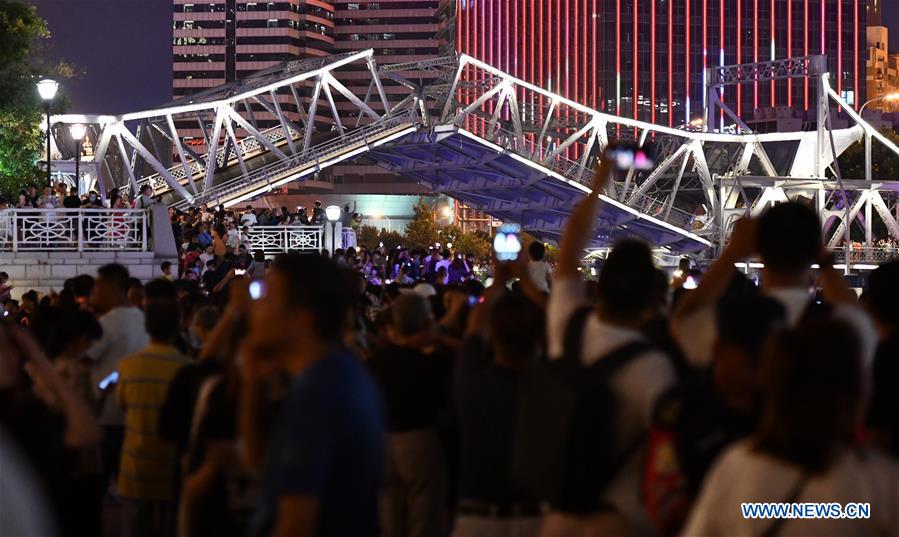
[196,232,212,248]
[249,350,385,537]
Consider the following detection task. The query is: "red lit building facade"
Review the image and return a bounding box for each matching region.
[451,0,866,127]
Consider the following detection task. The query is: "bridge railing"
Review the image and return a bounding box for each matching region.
[138,124,297,195]
[181,117,415,209]
[831,246,899,264]
[0,208,149,252]
[246,226,323,255]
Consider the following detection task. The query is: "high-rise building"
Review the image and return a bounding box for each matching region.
[866,25,899,110]
[449,0,866,128]
[327,1,442,184]
[172,0,440,178]
[173,0,336,140]
[173,0,334,98]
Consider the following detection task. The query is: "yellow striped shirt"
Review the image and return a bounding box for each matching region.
[116,343,188,500]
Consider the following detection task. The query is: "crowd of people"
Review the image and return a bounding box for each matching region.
[166,199,501,295]
[0,183,158,211]
[1,153,898,537]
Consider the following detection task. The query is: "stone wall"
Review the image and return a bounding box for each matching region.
[0,251,179,301]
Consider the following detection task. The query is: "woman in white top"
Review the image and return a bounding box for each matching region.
[683,319,899,537]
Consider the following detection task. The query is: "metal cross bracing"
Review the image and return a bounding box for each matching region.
[47,51,899,255]
[719,177,899,269]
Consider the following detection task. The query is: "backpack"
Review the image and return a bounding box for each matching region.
[510,307,653,514]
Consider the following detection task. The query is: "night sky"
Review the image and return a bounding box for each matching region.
[28,0,899,115]
[29,0,173,115]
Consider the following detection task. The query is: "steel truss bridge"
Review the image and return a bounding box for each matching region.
[47,50,899,255]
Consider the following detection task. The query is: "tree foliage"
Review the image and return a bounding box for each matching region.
[403,198,441,250]
[836,128,899,181]
[0,1,52,197]
[437,224,492,258]
[354,199,495,257]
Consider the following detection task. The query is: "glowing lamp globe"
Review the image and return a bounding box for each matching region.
[37,79,59,101]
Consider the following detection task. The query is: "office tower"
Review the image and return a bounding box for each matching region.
[450,0,866,127]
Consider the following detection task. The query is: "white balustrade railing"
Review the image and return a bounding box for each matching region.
[0,209,149,252]
[246,225,323,255]
[831,246,899,264]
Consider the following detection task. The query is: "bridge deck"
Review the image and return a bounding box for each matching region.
[367,126,712,254]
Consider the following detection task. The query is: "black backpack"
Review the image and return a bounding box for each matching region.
[510,307,653,514]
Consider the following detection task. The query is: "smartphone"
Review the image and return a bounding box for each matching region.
[606,142,657,171]
[249,280,265,300]
[493,223,522,261]
[234,268,247,276]
[98,371,119,391]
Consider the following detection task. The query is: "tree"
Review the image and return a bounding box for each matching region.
[403,198,441,250]
[836,128,899,181]
[356,225,406,252]
[0,1,55,197]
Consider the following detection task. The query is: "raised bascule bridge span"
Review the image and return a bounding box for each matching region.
[47,50,899,258]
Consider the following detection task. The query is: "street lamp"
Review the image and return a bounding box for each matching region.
[859,92,899,115]
[37,79,59,189]
[69,123,87,194]
[325,204,341,255]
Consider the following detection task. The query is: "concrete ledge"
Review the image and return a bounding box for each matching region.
[3,266,26,279]
[51,265,77,279]
[3,252,49,260]
[4,252,183,300]
[25,265,50,279]
[114,252,155,259]
[49,251,79,259]
[82,252,117,259]
[128,265,154,280]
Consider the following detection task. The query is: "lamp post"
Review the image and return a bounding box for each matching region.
[37,79,59,189]
[325,204,341,255]
[858,93,899,183]
[69,123,87,194]
[858,93,899,115]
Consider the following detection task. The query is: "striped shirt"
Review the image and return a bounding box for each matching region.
[116,343,188,501]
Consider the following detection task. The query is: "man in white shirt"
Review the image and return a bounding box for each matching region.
[671,202,877,369]
[87,264,150,487]
[543,156,677,535]
[434,250,452,275]
[240,206,258,227]
[527,241,552,293]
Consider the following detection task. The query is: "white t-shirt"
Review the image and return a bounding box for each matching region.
[672,286,878,369]
[547,277,677,531]
[240,212,257,227]
[435,258,452,274]
[226,229,241,249]
[87,306,149,425]
[684,441,899,536]
[528,260,552,292]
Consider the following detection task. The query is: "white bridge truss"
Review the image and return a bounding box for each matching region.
[46,50,899,255]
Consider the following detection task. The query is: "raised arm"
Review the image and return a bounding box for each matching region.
[557,158,613,278]
[9,328,100,449]
[673,217,756,321]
